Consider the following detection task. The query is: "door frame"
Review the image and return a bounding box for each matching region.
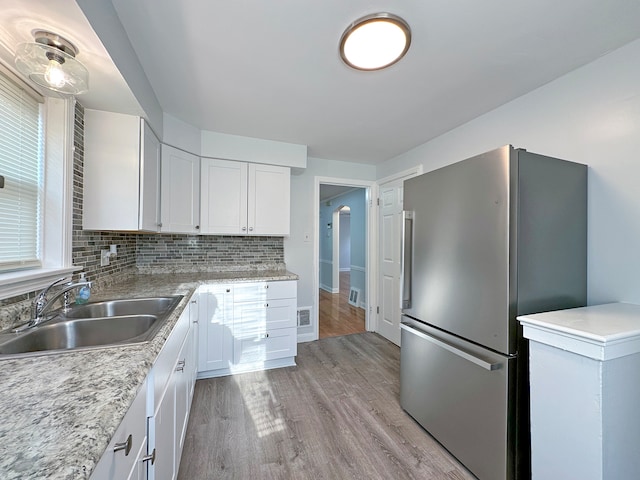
[313,176,377,341]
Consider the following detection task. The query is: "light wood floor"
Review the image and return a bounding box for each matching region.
[177,333,475,480]
[319,271,366,339]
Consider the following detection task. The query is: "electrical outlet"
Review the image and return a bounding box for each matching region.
[100,249,110,266]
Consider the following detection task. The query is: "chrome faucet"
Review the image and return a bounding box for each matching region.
[13,276,93,332]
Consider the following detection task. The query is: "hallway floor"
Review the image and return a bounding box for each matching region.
[319,271,366,339]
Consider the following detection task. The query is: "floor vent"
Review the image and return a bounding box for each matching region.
[297,307,312,327]
[348,288,361,307]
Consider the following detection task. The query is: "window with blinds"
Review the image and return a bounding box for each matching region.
[0,69,44,272]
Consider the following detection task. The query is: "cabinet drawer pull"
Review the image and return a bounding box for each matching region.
[176,359,186,372]
[190,300,197,304]
[141,448,156,465]
[113,434,132,456]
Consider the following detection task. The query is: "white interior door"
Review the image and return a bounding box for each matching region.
[377,179,405,345]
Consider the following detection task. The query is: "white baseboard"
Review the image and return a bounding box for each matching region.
[320,283,338,293]
[339,267,350,272]
[297,332,316,343]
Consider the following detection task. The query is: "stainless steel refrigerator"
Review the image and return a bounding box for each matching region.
[400,145,587,480]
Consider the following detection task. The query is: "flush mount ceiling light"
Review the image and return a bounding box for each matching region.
[14,30,89,96]
[339,13,411,71]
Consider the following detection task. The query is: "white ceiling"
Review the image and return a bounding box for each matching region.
[2,1,640,166]
[109,0,640,164]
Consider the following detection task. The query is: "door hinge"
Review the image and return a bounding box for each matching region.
[377,197,380,206]
[376,306,380,314]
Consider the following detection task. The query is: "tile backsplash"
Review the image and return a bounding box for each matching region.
[136,234,284,273]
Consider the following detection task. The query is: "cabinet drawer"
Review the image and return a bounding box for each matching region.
[234,299,296,336]
[233,327,297,364]
[90,378,148,480]
[265,280,296,300]
[233,280,296,303]
[151,303,190,415]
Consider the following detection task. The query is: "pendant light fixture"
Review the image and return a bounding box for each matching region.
[14,30,89,96]
[340,13,411,71]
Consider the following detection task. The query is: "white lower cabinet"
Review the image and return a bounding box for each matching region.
[90,378,148,480]
[91,292,198,480]
[198,280,297,379]
[197,285,233,372]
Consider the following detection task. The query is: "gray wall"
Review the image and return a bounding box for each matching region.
[377,38,640,307]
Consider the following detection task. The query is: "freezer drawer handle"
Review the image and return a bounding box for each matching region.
[401,211,413,309]
[400,323,502,371]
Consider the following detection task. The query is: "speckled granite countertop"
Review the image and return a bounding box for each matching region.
[0,270,297,479]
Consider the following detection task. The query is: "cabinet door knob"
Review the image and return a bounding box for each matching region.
[241,226,247,231]
[190,300,197,304]
[226,288,231,293]
[113,434,132,456]
[195,225,200,230]
[265,333,269,338]
[157,222,163,227]
[141,448,156,465]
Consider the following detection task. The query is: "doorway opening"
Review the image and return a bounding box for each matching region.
[318,185,366,339]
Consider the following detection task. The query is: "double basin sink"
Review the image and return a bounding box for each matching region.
[0,296,183,359]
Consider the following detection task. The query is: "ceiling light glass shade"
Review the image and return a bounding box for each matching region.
[340,13,411,71]
[14,34,89,96]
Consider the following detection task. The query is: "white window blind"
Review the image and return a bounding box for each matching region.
[0,70,43,272]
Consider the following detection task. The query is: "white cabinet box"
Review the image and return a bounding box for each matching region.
[83,109,160,232]
[200,159,290,236]
[160,145,200,234]
[198,280,297,378]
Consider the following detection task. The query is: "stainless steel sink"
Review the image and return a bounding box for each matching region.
[0,295,183,359]
[63,297,181,319]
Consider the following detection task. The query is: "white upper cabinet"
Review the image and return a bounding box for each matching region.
[200,158,247,235]
[248,163,291,235]
[200,159,290,235]
[83,109,160,232]
[160,145,200,234]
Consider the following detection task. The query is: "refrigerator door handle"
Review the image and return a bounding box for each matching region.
[401,211,413,309]
[400,322,503,371]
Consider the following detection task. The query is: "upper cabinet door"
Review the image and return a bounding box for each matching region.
[139,120,161,232]
[248,164,290,235]
[200,158,248,234]
[83,110,160,232]
[160,145,200,234]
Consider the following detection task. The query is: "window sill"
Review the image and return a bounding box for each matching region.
[0,267,81,301]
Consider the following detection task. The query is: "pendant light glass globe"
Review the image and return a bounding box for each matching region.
[14,31,89,96]
[340,13,411,71]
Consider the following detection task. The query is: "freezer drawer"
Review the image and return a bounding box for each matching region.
[400,318,516,480]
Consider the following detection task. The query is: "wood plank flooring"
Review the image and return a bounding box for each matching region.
[177,333,475,480]
[319,271,366,339]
